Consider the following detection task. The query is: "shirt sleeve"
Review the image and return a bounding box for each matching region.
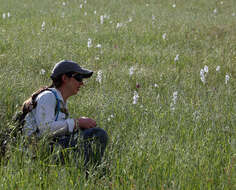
[34,92,75,135]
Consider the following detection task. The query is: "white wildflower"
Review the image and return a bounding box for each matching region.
[193,111,200,120]
[2,13,6,19]
[84,0,87,3]
[100,15,104,24]
[133,91,139,104]
[172,4,176,8]
[170,91,178,111]
[216,66,220,72]
[152,15,156,21]
[200,66,208,84]
[100,14,110,24]
[96,44,101,48]
[172,91,178,104]
[96,70,102,83]
[87,38,92,48]
[204,65,208,73]
[154,83,158,88]
[62,2,66,6]
[162,33,167,40]
[128,17,133,22]
[200,69,206,84]
[95,56,100,60]
[94,10,97,14]
[129,66,135,76]
[174,54,179,62]
[220,1,223,5]
[213,8,217,14]
[225,74,230,84]
[107,114,114,122]
[40,69,46,75]
[80,4,83,8]
[41,21,45,31]
[7,12,10,18]
[116,22,123,28]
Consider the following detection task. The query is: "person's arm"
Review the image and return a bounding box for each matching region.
[34,92,75,136]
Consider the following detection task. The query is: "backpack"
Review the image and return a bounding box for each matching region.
[15,89,60,133]
[0,89,60,159]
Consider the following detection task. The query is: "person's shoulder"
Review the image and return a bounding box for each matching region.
[37,89,54,97]
[36,89,56,102]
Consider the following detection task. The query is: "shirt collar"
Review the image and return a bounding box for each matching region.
[49,88,64,103]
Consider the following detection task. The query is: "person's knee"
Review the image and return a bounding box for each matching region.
[95,128,108,144]
[83,127,108,145]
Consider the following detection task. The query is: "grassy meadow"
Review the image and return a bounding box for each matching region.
[0,0,236,189]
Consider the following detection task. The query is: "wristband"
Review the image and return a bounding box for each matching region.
[74,119,79,131]
[77,119,79,128]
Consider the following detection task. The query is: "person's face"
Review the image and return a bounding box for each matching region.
[69,76,84,95]
[63,74,84,96]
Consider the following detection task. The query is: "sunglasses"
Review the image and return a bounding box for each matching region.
[72,73,83,82]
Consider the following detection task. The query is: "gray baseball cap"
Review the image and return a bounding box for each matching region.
[51,60,93,79]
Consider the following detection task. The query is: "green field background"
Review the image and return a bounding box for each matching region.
[0,0,235,189]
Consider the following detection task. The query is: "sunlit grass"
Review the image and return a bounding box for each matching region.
[0,0,235,189]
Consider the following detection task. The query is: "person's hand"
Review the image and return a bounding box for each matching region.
[74,117,97,130]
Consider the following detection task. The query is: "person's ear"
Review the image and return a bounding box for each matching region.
[61,74,69,83]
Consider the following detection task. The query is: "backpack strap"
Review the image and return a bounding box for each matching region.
[47,89,60,121]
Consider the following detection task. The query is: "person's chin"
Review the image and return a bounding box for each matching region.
[75,89,79,94]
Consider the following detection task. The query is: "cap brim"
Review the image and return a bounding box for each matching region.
[76,68,93,78]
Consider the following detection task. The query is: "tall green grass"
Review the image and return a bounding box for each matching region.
[0,0,235,189]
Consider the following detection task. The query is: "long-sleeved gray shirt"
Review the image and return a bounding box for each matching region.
[23,88,75,137]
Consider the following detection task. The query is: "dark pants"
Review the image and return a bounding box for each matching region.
[54,127,108,167]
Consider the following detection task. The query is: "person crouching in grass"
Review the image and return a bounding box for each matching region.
[19,60,108,173]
